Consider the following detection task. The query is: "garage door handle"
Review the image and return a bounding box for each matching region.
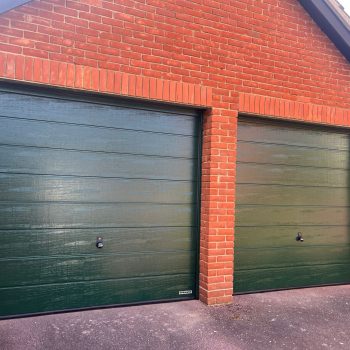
[296,232,304,242]
[96,237,104,248]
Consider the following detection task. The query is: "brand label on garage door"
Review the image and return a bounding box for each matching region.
[179,290,193,295]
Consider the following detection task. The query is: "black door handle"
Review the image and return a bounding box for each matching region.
[296,232,304,242]
[96,237,104,248]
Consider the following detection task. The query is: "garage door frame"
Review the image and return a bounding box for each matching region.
[234,114,350,294]
[0,80,204,318]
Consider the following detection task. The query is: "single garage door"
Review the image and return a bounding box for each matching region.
[0,83,201,317]
[235,117,350,293]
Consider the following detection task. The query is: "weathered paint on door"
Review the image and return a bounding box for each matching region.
[235,117,350,293]
[0,85,201,317]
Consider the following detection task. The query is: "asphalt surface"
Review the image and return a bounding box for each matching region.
[1,285,349,350]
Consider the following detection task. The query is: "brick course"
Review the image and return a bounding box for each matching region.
[0,0,349,305]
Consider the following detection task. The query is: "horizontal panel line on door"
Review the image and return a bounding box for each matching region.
[235,224,350,227]
[0,225,198,231]
[0,114,198,138]
[0,250,197,261]
[0,226,196,230]
[237,160,350,171]
[236,244,350,251]
[0,200,196,205]
[236,204,350,208]
[0,172,196,183]
[0,273,196,291]
[0,89,199,117]
[236,182,348,189]
[237,139,350,152]
[235,262,350,272]
[0,145,197,167]
[4,253,196,260]
[0,143,197,161]
[0,171,196,183]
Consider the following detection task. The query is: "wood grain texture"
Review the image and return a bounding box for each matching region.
[0,91,198,135]
[235,118,350,293]
[238,119,349,150]
[0,202,196,229]
[0,116,198,159]
[236,184,349,206]
[235,226,350,249]
[0,87,200,317]
[237,141,350,169]
[236,245,350,270]
[0,227,197,258]
[0,174,196,204]
[235,264,350,293]
[236,205,350,226]
[0,146,196,181]
[0,274,195,317]
[0,251,197,288]
[237,163,349,187]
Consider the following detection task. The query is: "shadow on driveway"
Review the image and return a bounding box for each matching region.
[1,285,350,350]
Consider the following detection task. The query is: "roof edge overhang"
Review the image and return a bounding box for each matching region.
[0,0,32,14]
[299,0,350,62]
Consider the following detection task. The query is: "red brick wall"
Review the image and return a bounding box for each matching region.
[0,0,349,305]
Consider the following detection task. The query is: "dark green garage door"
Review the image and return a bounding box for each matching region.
[235,117,350,293]
[0,84,201,317]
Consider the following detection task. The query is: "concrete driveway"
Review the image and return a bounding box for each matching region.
[0,285,349,350]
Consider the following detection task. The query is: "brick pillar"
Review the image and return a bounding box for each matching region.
[199,108,237,305]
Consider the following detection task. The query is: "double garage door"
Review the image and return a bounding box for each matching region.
[2,83,349,316]
[0,84,200,317]
[235,118,350,293]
